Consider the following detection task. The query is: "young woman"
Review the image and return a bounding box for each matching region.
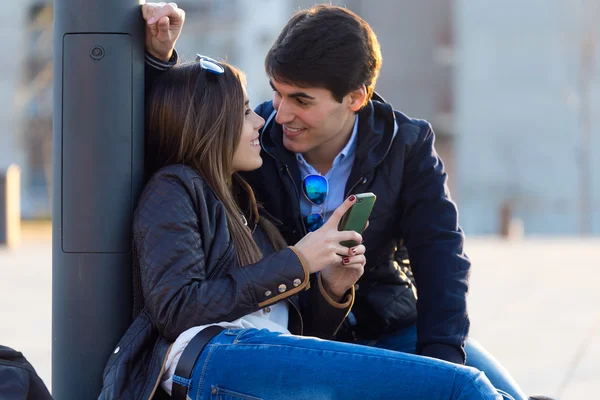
[99,57,509,400]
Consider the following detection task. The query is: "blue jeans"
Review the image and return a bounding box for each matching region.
[179,328,511,400]
[359,324,527,400]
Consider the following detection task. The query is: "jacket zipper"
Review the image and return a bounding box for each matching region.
[345,176,366,198]
[206,240,234,280]
[287,298,304,336]
[281,164,308,235]
[260,135,308,236]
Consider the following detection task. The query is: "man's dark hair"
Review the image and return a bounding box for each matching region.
[265,5,382,106]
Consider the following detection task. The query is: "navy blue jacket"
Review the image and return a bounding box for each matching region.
[242,94,471,364]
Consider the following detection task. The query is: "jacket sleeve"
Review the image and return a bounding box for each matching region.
[399,123,470,364]
[134,170,311,342]
[144,50,178,104]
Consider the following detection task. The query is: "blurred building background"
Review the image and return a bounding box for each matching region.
[0,0,598,235]
[456,0,600,235]
[1,1,52,219]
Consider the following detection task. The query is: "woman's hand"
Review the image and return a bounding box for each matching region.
[293,195,364,275]
[320,244,365,301]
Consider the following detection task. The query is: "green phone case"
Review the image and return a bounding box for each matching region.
[339,193,377,247]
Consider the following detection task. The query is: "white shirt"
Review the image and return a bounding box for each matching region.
[160,301,289,394]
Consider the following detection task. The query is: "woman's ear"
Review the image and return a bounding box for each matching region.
[348,85,367,112]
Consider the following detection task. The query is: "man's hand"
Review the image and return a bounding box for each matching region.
[320,244,365,302]
[141,2,185,62]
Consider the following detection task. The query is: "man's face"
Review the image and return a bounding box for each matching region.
[270,79,357,157]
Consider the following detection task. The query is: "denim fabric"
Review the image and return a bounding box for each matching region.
[359,324,527,400]
[177,328,510,400]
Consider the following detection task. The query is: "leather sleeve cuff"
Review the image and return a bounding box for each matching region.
[318,273,353,309]
[288,246,311,291]
[420,343,465,365]
[255,247,310,308]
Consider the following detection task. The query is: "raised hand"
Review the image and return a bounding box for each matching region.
[141,2,185,61]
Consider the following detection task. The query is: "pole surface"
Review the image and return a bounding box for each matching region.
[52,1,145,397]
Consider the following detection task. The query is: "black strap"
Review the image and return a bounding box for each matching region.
[171,326,225,400]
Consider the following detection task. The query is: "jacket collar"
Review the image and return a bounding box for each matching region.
[354,93,398,172]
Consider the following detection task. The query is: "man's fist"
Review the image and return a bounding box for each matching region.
[141,2,185,62]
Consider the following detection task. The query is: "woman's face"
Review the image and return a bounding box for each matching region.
[231,93,265,173]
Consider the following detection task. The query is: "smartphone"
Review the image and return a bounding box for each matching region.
[338,193,377,247]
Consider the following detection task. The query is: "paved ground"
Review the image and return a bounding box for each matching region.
[1,222,599,399]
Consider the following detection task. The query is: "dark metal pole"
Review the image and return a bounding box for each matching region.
[52,0,145,398]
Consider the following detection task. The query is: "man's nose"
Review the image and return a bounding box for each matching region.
[275,99,294,125]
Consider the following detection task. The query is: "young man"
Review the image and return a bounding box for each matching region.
[242,5,530,400]
[141,3,554,400]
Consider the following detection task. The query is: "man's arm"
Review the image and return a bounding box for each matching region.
[399,122,470,365]
[141,3,185,96]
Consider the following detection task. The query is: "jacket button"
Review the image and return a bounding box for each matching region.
[278,284,287,293]
[113,346,120,354]
[362,177,368,184]
[293,278,302,287]
[264,290,272,297]
[263,307,271,314]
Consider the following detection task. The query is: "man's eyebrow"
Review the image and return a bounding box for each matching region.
[269,80,316,100]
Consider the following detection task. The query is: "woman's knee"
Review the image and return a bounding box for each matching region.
[454,366,504,399]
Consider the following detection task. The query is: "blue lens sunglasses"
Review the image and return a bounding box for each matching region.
[302,174,329,232]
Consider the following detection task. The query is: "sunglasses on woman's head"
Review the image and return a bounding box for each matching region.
[195,54,225,74]
[192,54,225,98]
[302,174,329,232]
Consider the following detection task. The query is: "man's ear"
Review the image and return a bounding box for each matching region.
[348,85,367,112]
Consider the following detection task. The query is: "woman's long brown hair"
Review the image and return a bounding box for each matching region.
[145,60,286,266]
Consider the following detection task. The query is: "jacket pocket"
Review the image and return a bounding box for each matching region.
[210,385,263,400]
